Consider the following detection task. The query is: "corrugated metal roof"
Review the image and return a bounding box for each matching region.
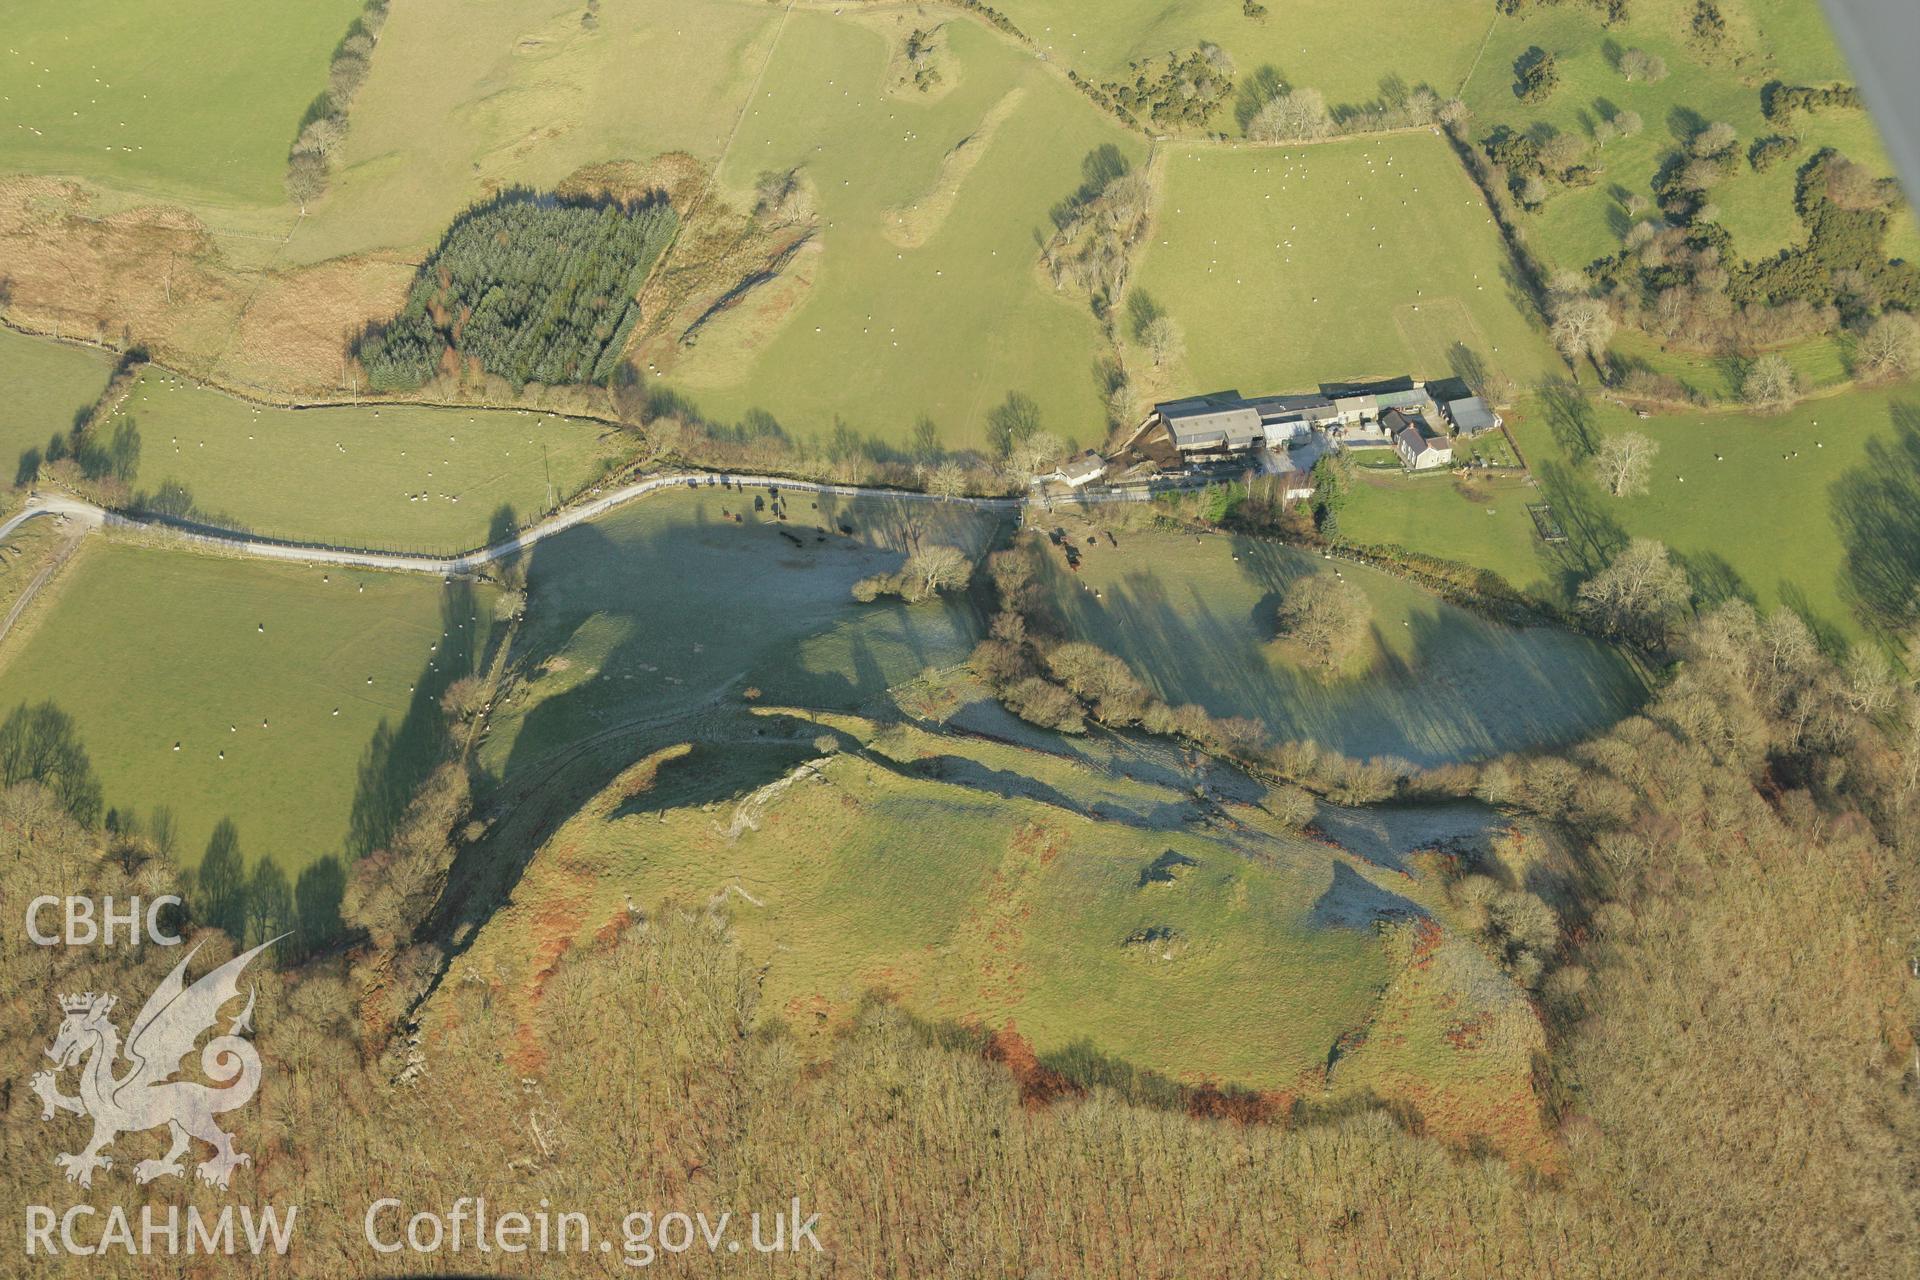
[1164,404,1262,449]
[1447,397,1498,432]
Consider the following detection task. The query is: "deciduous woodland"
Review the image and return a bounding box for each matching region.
[1,0,1918,1273]
[5,599,1916,1277]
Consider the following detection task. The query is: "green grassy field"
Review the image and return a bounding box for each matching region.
[1035,518,1642,762]
[1341,382,1920,644]
[650,8,1138,451]
[1129,135,1560,403]
[0,538,496,872]
[993,0,1494,120]
[1341,467,1557,595]
[476,486,1009,790]
[289,0,780,263]
[0,0,364,207]
[0,329,114,489]
[447,713,1544,1142]
[1460,0,1919,276]
[104,370,628,552]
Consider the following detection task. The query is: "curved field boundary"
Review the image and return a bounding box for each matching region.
[881,86,1027,248]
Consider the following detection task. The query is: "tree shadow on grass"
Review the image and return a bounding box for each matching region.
[1831,400,1920,640]
[1234,64,1287,131]
[1671,547,1753,612]
[1534,458,1627,585]
[421,490,1006,955]
[1665,103,1707,145]
[1038,529,1641,766]
[1309,798,1505,873]
[865,748,1091,819]
[486,502,521,574]
[1778,580,1849,657]
[1312,860,1426,929]
[1447,341,1489,399]
[1604,186,1633,239]
[342,578,482,860]
[608,736,822,821]
[1538,378,1599,462]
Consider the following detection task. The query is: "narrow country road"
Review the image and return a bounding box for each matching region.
[1,473,1043,578]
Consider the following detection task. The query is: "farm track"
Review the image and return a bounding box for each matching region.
[0,527,88,652]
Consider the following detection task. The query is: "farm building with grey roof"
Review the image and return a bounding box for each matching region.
[1154,397,1264,452]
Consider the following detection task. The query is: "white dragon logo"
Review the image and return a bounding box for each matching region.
[28,937,280,1190]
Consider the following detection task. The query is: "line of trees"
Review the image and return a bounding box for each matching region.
[20,350,147,497]
[0,701,101,827]
[1040,146,1152,318]
[626,378,1038,494]
[1241,69,1457,143]
[967,536,1457,803]
[0,699,350,962]
[285,0,390,211]
[1761,80,1862,123]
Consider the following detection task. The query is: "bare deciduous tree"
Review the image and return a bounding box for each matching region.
[1550,293,1616,372]
[1275,573,1371,673]
[1858,312,1920,380]
[926,460,967,499]
[1619,48,1667,82]
[1592,431,1658,497]
[1247,88,1332,142]
[903,545,972,600]
[1691,121,1738,158]
[1578,537,1692,647]
[1010,430,1066,481]
[855,545,973,604]
[1143,315,1182,366]
[284,151,329,212]
[1741,353,1801,411]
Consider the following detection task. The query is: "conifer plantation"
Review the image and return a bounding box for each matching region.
[355,192,676,390]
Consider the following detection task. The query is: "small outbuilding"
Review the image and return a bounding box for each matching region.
[1446,396,1501,435]
[1331,393,1377,424]
[1052,451,1108,488]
